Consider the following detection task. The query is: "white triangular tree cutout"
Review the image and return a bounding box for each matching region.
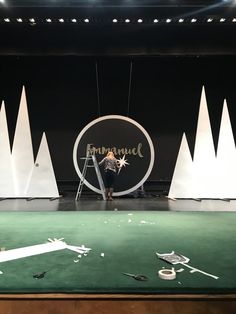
[11,86,34,196]
[26,133,59,198]
[169,87,236,199]
[192,86,217,198]
[0,102,15,197]
[168,133,194,198]
[216,100,236,198]
[0,86,59,198]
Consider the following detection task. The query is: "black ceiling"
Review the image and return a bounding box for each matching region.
[0,1,233,7]
[0,0,236,56]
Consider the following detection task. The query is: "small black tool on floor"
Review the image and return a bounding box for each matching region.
[33,271,49,279]
[122,272,148,281]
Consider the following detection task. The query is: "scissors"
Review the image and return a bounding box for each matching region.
[122,272,148,281]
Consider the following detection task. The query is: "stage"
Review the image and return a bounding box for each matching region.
[0,194,236,313]
[0,193,236,212]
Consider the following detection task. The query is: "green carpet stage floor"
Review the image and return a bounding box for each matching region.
[0,211,235,295]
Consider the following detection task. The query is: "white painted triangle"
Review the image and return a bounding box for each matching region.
[194,86,216,162]
[26,132,59,197]
[192,86,217,198]
[168,133,194,198]
[0,102,15,196]
[216,100,236,198]
[11,86,34,196]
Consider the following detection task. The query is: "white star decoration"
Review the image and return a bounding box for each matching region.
[118,155,129,174]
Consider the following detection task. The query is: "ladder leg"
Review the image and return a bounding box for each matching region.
[75,157,89,201]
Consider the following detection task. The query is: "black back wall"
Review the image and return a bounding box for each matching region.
[0,55,235,182]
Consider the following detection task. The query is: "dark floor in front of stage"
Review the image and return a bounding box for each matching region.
[0,190,236,212]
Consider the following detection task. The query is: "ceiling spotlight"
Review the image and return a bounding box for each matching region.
[46,18,52,23]
[17,18,23,23]
[232,18,236,22]
[166,18,172,23]
[137,19,143,23]
[59,18,64,23]
[4,18,10,23]
[112,18,118,23]
[29,18,35,23]
[220,18,226,22]
[191,18,197,23]
[0,0,5,3]
[207,18,213,22]
[178,18,184,23]
[84,18,89,23]
[153,19,159,23]
[71,18,77,23]
[125,19,130,23]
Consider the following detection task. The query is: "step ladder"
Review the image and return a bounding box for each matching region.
[75,154,106,201]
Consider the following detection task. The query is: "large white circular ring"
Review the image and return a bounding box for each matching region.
[73,115,155,196]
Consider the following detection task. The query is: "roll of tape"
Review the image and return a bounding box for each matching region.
[158,269,176,280]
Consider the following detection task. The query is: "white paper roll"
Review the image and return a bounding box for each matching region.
[158,269,176,280]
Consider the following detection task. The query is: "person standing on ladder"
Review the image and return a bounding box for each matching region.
[99,151,120,201]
